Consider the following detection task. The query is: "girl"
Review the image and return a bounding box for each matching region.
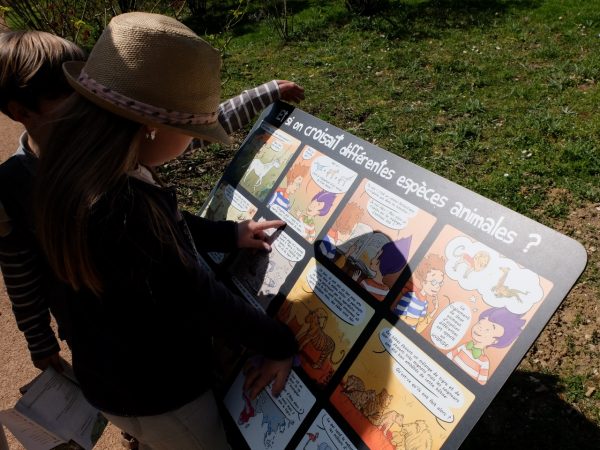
[34,12,298,450]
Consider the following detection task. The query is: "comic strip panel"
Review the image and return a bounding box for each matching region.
[230,223,306,312]
[318,179,437,302]
[295,409,358,450]
[200,180,258,264]
[330,320,475,450]
[224,369,316,450]
[390,225,554,385]
[268,146,358,243]
[277,259,374,387]
[230,122,301,201]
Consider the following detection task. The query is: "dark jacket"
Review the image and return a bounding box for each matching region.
[68,176,297,416]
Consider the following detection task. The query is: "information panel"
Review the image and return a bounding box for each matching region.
[207,102,586,450]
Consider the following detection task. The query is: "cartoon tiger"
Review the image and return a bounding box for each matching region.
[342,375,393,424]
[297,308,345,369]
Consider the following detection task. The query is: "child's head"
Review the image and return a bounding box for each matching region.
[472,307,525,349]
[35,12,230,295]
[332,202,363,241]
[370,236,412,277]
[0,31,85,121]
[62,12,229,147]
[414,254,446,296]
[307,191,336,216]
[285,164,309,195]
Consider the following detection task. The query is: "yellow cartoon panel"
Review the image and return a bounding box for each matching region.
[318,179,437,301]
[277,258,374,387]
[331,320,475,450]
[390,225,554,385]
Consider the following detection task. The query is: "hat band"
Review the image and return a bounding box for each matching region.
[78,70,217,125]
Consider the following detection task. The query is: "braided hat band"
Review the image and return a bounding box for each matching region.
[77,70,218,126]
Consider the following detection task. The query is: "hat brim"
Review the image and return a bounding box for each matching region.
[63,61,231,145]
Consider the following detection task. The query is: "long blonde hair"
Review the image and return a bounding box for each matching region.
[35,94,188,296]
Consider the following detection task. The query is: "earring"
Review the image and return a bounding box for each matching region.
[145,128,157,140]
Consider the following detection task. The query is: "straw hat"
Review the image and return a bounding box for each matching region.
[63,12,230,144]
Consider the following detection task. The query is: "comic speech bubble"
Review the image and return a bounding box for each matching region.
[430,303,472,350]
[380,327,465,422]
[365,181,419,230]
[272,128,295,144]
[270,205,305,237]
[267,370,312,422]
[306,263,368,325]
[270,140,283,152]
[223,184,253,213]
[272,232,305,262]
[303,146,316,160]
[310,156,357,194]
[316,410,357,450]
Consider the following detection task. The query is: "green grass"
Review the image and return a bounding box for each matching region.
[210,0,600,221]
[165,0,600,439]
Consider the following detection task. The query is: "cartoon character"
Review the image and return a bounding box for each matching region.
[355,237,412,301]
[447,307,525,384]
[375,409,404,436]
[236,205,257,222]
[243,157,281,188]
[294,307,345,369]
[261,258,293,296]
[342,375,393,424]
[268,163,309,211]
[238,393,256,425]
[295,190,336,242]
[452,245,490,278]
[391,420,432,450]
[492,267,529,303]
[319,202,364,260]
[392,254,445,332]
[306,432,319,442]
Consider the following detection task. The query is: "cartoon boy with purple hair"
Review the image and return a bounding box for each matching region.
[356,236,412,301]
[447,307,525,385]
[296,190,336,242]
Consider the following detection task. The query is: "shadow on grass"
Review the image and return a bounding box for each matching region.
[461,369,600,450]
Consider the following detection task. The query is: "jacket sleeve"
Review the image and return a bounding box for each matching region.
[195,265,298,360]
[180,210,238,252]
[192,80,280,148]
[0,202,60,362]
[98,186,297,361]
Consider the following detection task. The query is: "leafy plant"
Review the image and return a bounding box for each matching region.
[262,0,294,41]
[344,0,389,15]
[0,0,185,49]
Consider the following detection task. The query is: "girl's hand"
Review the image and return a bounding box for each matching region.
[243,356,293,399]
[277,80,305,103]
[237,219,285,251]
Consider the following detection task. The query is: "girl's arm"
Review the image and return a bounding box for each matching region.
[191,80,304,148]
[191,80,279,148]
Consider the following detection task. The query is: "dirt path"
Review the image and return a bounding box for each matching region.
[0,114,120,449]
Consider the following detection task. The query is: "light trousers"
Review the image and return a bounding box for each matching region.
[102,389,229,450]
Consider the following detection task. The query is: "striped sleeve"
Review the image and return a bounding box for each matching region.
[0,202,60,361]
[192,80,280,148]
